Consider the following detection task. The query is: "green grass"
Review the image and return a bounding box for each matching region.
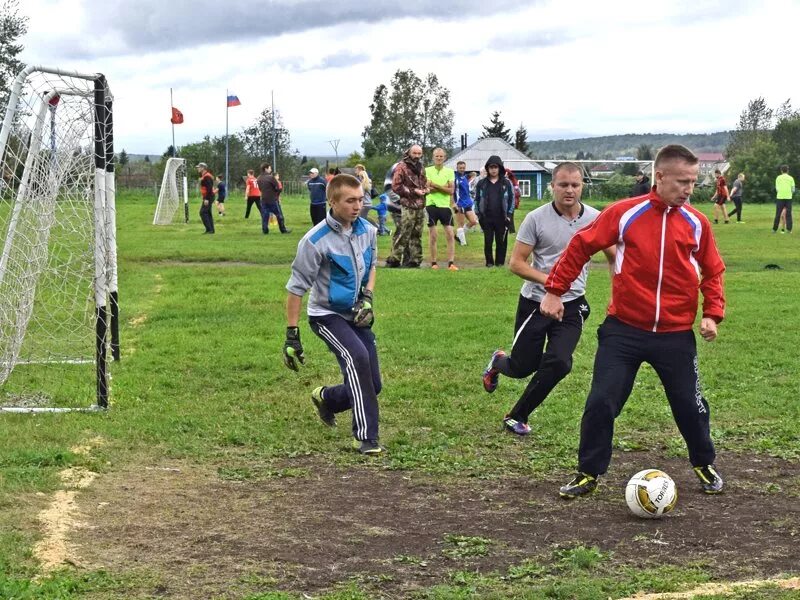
[0,191,798,597]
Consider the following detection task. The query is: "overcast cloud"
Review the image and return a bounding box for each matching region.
[19,0,800,156]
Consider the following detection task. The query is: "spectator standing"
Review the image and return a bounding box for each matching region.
[307,167,328,226]
[424,148,457,270]
[454,161,479,246]
[386,145,429,268]
[773,165,794,233]
[632,170,651,196]
[474,155,515,267]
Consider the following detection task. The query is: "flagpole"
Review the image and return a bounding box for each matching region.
[271,90,277,173]
[170,87,176,157]
[225,89,230,189]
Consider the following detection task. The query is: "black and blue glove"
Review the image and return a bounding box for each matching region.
[283,326,305,371]
[352,289,374,328]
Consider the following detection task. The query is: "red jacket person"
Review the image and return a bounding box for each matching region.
[541,144,727,499]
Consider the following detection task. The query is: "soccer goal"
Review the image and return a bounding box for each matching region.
[0,65,118,412]
[154,157,188,224]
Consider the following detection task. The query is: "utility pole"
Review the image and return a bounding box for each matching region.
[328,139,340,169]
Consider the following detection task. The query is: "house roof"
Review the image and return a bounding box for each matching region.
[445,137,547,173]
[696,152,725,162]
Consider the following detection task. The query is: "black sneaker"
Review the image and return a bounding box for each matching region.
[281,229,292,234]
[354,439,384,455]
[311,386,335,427]
[693,465,724,494]
[559,472,598,499]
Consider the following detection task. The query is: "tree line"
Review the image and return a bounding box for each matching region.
[726,98,800,203]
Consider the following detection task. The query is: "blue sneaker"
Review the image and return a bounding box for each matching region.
[503,416,531,436]
[482,349,506,393]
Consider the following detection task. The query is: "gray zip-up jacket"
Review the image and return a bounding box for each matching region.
[286,211,377,319]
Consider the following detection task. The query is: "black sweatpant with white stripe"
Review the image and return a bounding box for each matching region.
[309,314,381,442]
[496,295,589,423]
[578,316,716,476]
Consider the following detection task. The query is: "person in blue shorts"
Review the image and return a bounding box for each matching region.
[453,160,478,246]
[214,175,226,217]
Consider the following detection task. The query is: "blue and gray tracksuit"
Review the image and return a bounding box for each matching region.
[286,211,381,442]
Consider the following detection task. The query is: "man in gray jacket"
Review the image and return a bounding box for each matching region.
[283,174,383,455]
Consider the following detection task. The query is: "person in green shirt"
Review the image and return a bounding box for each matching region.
[425,148,458,270]
[774,165,794,233]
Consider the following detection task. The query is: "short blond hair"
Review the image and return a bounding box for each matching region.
[326,173,362,203]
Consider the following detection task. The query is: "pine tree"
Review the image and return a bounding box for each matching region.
[514,123,529,153]
[480,111,511,143]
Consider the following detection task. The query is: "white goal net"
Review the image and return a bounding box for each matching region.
[0,66,118,412]
[154,157,188,225]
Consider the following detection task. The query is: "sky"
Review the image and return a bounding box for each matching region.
[18,0,800,157]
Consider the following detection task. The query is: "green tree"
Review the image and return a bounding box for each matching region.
[771,115,800,176]
[345,151,363,167]
[0,0,28,110]
[636,144,653,160]
[728,136,783,203]
[362,84,392,158]
[418,73,454,154]
[117,149,129,168]
[726,97,774,159]
[362,69,455,157]
[480,111,511,142]
[514,123,529,153]
[241,107,292,166]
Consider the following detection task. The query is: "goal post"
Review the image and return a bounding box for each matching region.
[0,65,118,412]
[154,157,189,225]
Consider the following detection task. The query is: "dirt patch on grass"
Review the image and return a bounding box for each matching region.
[72,452,799,598]
[34,468,97,571]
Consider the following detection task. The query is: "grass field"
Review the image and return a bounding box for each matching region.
[0,191,798,599]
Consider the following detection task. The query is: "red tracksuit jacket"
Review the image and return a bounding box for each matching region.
[545,191,725,333]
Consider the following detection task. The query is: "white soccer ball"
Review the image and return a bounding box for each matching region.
[625,469,677,519]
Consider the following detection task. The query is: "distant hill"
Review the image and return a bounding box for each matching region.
[526,132,732,159]
[126,153,162,163]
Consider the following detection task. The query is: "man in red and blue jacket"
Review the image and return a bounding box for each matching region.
[540,144,727,499]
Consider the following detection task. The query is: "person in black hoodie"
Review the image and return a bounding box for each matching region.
[632,170,650,196]
[475,155,515,267]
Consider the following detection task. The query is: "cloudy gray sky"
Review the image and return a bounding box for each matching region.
[20,0,798,156]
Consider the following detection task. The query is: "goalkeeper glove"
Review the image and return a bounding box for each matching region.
[352,289,374,328]
[283,326,305,371]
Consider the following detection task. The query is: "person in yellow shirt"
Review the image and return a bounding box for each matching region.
[774,165,794,233]
[424,148,458,270]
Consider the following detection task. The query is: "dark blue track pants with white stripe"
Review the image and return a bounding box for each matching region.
[309,314,381,441]
[578,316,716,476]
